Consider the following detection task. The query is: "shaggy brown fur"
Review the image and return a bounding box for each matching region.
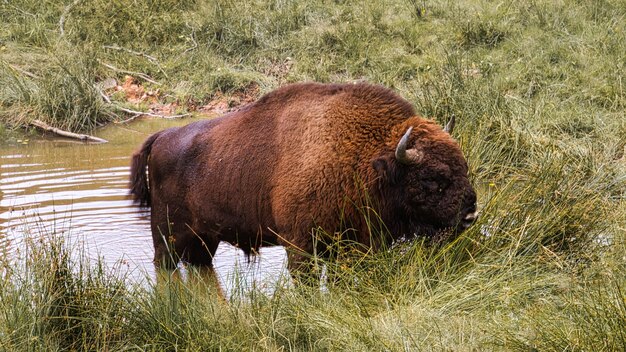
[130,82,477,273]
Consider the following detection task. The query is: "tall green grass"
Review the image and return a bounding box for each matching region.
[3,0,621,132]
[0,0,624,350]
[0,234,134,350]
[1,209,623,350]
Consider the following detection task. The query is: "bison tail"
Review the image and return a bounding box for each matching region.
[129,132,161,206]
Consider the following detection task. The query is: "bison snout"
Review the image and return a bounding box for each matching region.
[460,210,479,230]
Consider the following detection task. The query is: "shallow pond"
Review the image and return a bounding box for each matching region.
[0,118,289,297]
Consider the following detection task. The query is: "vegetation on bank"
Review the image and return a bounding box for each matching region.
[0,0,625,350]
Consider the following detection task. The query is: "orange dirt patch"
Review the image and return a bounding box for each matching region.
[114,75,159,104]
[101,76,261,118]
[198,82,260,115]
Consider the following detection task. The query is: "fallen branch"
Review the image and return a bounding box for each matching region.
[115,113,142,124]
[183,22,199,54]
[8,64,40,79]
[113,106,191,120]
[101,45,168,78]
[96,87,112,104]
[100,62,161,85]
[59,0,81,37]
[102,45,159,64]
[30,119,108,143]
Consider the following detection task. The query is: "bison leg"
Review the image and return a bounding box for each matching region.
[152,224,219,268]
[183,232,220,267]
[151,221,179,270]
[150,204,215,269]
[286,251,317,286]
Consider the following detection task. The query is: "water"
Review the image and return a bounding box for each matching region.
[0,118,289,297]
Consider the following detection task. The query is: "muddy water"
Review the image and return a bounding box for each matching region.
[0,118,289,297]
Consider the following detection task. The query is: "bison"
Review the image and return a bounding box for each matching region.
[130,82,477,277]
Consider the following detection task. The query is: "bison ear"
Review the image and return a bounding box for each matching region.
[372,156,400,185]
[373,158,388,177]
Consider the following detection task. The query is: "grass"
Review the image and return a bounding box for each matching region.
[0,0,625,350]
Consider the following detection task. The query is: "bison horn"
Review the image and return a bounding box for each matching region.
[444,114,456,134]
[395,126,420,165]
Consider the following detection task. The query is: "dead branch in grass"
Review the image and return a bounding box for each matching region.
[30,119,108,143]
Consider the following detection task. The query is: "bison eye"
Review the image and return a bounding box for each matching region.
[422,178,449,194]
[423,180,439,192]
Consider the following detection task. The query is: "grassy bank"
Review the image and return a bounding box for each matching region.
[1,210,624,350]
[1,0,625,350]
[1,0,624,133]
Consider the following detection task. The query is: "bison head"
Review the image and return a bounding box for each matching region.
[372,116,478,240]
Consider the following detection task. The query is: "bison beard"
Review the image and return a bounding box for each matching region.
[129,82,477,280]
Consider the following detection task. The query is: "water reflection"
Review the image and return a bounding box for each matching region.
[0,118,289,298]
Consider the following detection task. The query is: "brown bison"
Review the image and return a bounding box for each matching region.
[130,82,477,275]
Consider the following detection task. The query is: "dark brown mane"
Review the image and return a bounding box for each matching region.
[255,82,415,118]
